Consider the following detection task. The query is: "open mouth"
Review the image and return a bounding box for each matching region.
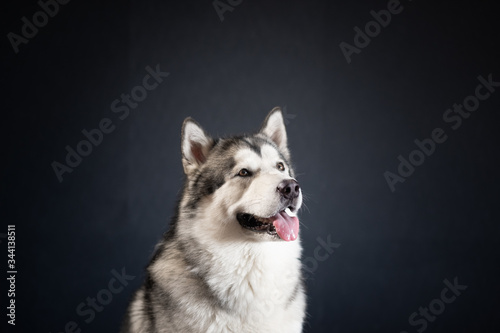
[236,207,299,241]
[237,213,277,235]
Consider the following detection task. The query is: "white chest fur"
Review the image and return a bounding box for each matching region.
[200,240,305,333]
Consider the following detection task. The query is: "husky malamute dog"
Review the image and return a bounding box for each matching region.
[121,107,306,333]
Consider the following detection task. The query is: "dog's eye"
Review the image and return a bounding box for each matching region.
[238,169,251,177]
[276,162,285,171]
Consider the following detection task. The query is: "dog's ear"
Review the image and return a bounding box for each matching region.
[260,107,289,159]
[181,118,214,175]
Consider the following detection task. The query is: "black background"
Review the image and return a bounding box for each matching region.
[2,0,499,332]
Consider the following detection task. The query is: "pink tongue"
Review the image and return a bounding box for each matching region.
[272,211,299,241]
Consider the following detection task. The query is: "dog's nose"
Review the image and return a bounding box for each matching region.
[277,179,300,200]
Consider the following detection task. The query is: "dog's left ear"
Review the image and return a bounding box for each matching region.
[181,118,214,175]
[260,107,289,159]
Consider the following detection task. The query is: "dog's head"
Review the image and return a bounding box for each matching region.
[179,107,302,242]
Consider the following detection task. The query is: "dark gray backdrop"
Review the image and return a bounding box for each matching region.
[2,0,499,332]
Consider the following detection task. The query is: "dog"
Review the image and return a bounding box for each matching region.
[121,107,306,333]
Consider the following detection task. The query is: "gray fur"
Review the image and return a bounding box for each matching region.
[121,108,306,333]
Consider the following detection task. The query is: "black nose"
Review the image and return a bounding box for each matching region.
[277,179,300,200]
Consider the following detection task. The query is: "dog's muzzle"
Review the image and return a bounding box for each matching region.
[237,179,301,242]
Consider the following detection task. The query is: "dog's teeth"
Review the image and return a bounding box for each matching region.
[285,207,296,217]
